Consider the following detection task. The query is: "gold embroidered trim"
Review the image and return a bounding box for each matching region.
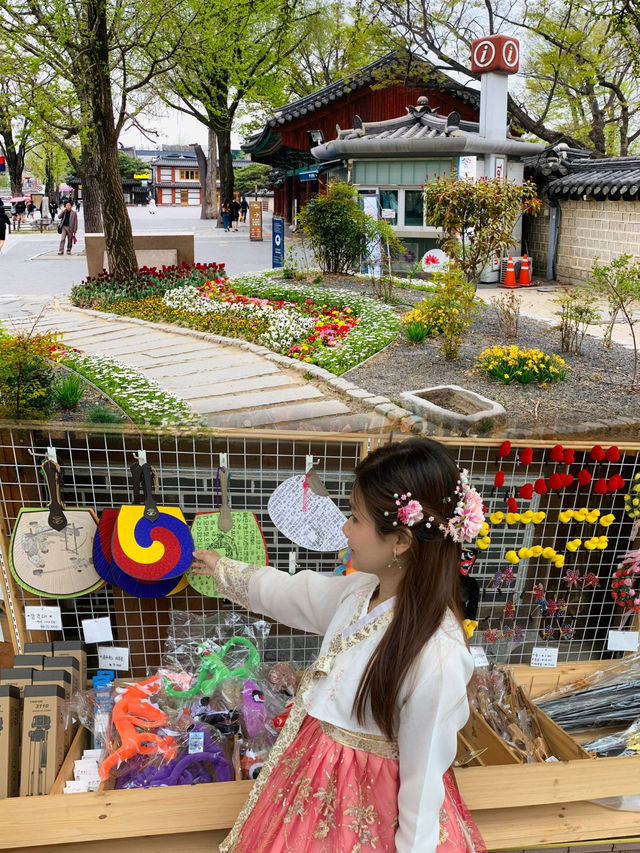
[318,719,400,759]
[213,557,263,610]
[219,588,395,852]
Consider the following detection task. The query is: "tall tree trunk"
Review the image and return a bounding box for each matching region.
[44,149,56,201]
[193,143,208,220]
[217,129,235,218]
[205,128,218,220]
[86,0,137,276]
[79,145,103,233]
[0,130,25,197]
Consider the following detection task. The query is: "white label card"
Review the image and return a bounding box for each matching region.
[97,646,129,671]
[82,617,113,644]
[607,631,639,652]
[470,646,490,668]
[25,605,63,631]
[530,646,559,667]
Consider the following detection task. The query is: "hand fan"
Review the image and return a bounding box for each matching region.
[111,461,194,583]
[267,469,348,552]
[94,507,188,598]
[9,459,104,599]
[187,468,268,598]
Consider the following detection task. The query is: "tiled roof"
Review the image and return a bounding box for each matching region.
[265,52,480,129]
[547,157,640,199]
[334,100,481,141]
[152,155,198,167]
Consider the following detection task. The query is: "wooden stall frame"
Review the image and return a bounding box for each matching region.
[1,428,639,851]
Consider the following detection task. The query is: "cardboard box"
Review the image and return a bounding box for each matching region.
[0,669,34,699]
[23,643,53,657]
[0,685,20,799]
[43,656,79,697]
[20,685,65,797]
[12,655,45,671]
[52,641,86,689]
[32,670,72,750]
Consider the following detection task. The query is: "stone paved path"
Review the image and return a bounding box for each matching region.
[0,294,392,432]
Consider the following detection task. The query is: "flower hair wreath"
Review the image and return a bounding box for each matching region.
[384,470,485,544]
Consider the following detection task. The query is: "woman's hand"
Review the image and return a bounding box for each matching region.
[191,549,222,576]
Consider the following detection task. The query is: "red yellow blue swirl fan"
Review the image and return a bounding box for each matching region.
[111,461,193,587]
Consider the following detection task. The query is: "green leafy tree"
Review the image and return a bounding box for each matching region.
[118,152,148,179]
[297,181,404,274]
[373,0,640,154]
[587,254,640,388]
[157,0,314,220]
[423,176,541,289]
[234,163,271,195]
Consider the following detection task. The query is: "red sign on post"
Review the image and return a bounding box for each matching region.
[471,35,519,75]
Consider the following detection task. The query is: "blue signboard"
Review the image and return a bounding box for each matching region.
[272,216,284,268]
[299,170,318,182]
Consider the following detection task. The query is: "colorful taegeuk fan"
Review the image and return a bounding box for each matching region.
[94,506,188,598]
[110,461,194,595]
[187,468,268,598]
[9,459,104,599]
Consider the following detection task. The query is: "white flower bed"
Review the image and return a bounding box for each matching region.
[61,352,201,427]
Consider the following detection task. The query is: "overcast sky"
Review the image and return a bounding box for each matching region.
[119,107,244,151]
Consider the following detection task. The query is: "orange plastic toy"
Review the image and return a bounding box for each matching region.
[98,675,177,781]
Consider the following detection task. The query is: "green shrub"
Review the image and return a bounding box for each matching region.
[475,345,568,385]
[0,326,58,420]
[52,372,86,409]
[86,404,122,424]
[297,182,404,274]
[553,288,600,354]
[405,319,430,343]
[403,268,479,359]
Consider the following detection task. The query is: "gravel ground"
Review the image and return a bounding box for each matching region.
[311,276,640,439]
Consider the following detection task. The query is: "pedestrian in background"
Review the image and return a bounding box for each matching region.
[221,200,231,231]
[0,206,11,253]
[240,196,249,223]
[230,198,240,231]
[57,200,78,255]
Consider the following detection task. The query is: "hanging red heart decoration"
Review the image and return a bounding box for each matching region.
[498,441,512,458]
[562,449,575,466]
[494,471,505,488]
[605,446,621,463]
[594,478,608,495]
[534,478,548,495]
[561,473,574,487]
[507,497,518,513]
[590,445,605,462]
[577,470,592,486]
[550,444,564,463]
[520,483,534,500]
[548,473,564,490]
[608,474,625,492]
[519,448,533,466]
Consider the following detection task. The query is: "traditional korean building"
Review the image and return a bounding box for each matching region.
[310,45,545,276]
[523,145,640,284]
[150,150,253,206]
[242,52,482,223]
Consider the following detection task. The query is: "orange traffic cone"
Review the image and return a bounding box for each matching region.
[518,254,532,287]
[502,255,517,288]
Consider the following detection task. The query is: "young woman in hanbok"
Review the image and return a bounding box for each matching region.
[193,437,487,853]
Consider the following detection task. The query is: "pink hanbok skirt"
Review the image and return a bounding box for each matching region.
[227,714,486,852]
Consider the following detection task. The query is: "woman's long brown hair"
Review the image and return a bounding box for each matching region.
[352,437,464,740]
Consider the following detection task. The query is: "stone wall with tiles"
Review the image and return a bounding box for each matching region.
[524,197,640,286]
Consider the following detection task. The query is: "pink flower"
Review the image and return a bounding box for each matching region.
[397,500,424,526]
[459,488,484,541]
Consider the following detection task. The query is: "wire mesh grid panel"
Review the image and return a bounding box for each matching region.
[0,427,367,677]
[0,429,638,676]
[456,442,639,663]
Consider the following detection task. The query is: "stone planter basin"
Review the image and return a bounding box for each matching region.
[399,384,506,433]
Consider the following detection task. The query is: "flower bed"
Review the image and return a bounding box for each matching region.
[52,348,201,428]
[70,262,227,309]
[475,345,568,385]
[85,269,399,375]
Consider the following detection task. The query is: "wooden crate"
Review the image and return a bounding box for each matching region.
[0,661,638,853]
